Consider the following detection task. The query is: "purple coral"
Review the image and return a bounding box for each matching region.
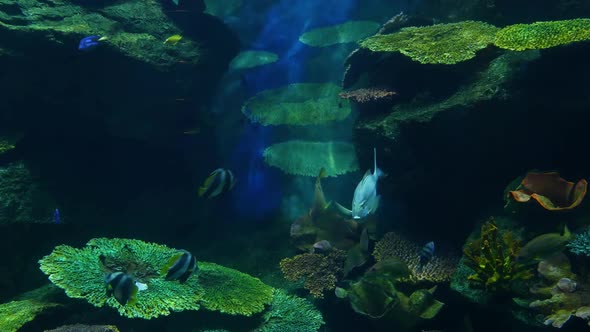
[372,232,458,283]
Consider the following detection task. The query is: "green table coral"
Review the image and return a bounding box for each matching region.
[242,83,351,126]
[360,21,499,64]
[0,299,59,332]
[255,290,324,332]
[299,21,381,47]
[494,19,590,51]
[198,262,274,316]
[39,238,274,319]
[263,140,359,177]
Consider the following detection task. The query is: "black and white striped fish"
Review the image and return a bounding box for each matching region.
[105,272,138,306]
[198,168,236,198]
[417,241,435,273]
[162,250,198,283]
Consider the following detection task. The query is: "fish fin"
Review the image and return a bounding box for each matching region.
[373,148,384,178]
[98,36,109,42]
[563,224,571,239]
[160,253,184,275]
[368,195,380,214]
[335,202,352,216]
[127,283,139,306]
[198,171,218,197]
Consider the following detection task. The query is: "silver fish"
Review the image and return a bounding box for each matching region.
[336,148,383,219]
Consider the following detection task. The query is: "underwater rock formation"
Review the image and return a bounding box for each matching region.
[263,140,359,177]
[506,172,588,211]
[0,162,56,224]
[372,232,458,284]
[254,290,324,332]
[299,21,381,47]
[360,21,499,65]
[39,238,273,319]
[241,83,352,126]
[0,0,238,141]
[279,249,346,298]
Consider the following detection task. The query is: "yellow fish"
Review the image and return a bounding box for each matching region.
[164,34,183,45]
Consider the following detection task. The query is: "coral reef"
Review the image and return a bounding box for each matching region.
[356,50,539,140]
[263,140,359,177]
[198,262,274,316]
[507,172,588,211]
[567,229,590,256]
[0,284,63,332]
[517,254,590,328]
[462,219,532,292]
[45,325,120,332]
[0,162,56,224]
[299,21,381,47]
[241,83,351,126]
[372,232,458,283]
[360,21,499,64]
[230,51,279,70]
[279,249,346,298]
[494,19,590,51]
[348,275,444,328]
[255,290,324,332]
[339,88,398,103]
[39,238,273,319]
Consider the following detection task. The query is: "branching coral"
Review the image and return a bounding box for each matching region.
[39,238,273,319]
[255,290,324,332]
[567,229,590,256]
[279,249,346,298]
[263,140,359,177]
[463,219,532,291]
[372,232,458,283]
[299,21,381,47]
[360,21,499,64]
[494,19,590,51]
[241,83,351,126]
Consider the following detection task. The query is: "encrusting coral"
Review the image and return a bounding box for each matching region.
[372,232,458,283]
[279,249,346,298]
[263,140,359,177]
[39,238,273,319]
[462,219,532,292]
[255,290,324,332]
[494,18,590,51]
[360,21,499,64]
[241,83,351,126]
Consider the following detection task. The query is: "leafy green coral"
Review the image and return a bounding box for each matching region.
[0,299,59,332]
[255,290,324,332]
[299,21,381,47]
[263,140,359,177]
[39,238,274,319]
[198,262,274,316]
[567,229,590,256]
[242,83,351,126]
[360,21,499,64]
[462,219,532,292]
[494,19,590,51]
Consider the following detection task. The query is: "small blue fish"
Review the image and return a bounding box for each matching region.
[78,35,107,51]
[417,241,435,273]
[53,208,60,224]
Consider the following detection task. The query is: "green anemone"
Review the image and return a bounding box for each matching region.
[360,21,499,64]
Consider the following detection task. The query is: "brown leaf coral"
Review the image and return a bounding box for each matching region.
[372,232,458,284]
[507,172,587,211]
[279,249,346,298]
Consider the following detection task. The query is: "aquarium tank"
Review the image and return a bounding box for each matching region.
[2,0,590,331]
